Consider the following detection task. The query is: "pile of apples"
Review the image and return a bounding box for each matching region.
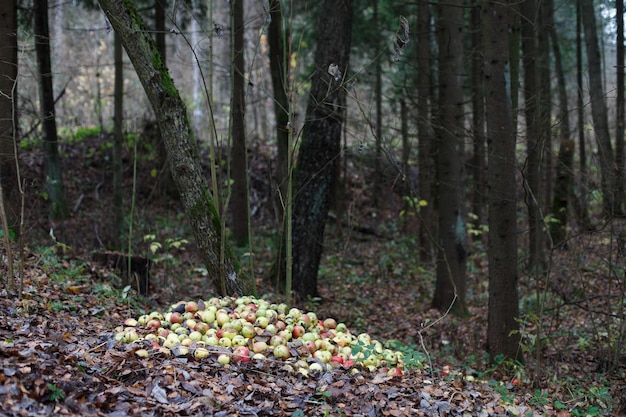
[115,296,405,376]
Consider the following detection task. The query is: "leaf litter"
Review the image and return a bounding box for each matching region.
[2,251,606,417]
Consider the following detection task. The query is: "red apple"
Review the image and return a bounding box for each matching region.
[233,346,251,363]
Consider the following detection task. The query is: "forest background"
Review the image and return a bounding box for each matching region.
[1,0,626,415]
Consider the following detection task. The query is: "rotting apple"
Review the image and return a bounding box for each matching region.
[233,346,251,363]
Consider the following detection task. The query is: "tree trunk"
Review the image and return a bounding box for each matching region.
[549,0,574,247]
[581,0,615,217]
[113,32,125,250]
[277,0,352,300]
[538,1,553,216]
[483,0,522,363]
[432,0,468,315]
[576,0,591,229]
[417,1,434,264]
[229,0,249,246]
[373,0,382,208]
[34,0,69,222]
[268,0,290,225]
[0,0,19,234]
[155,0,167,67]
[521,0,546,272]
[470,1,486,234]
[615,0,625,215]
[98,0,254,296]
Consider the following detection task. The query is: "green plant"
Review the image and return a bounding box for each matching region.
[489,380,515,404]
[384,340,426,369]
[47,383,65,402]
[529,389,549,407]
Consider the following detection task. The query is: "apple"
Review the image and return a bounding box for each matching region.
[146,318,161,329]
[233,346,251,363]
[217,353,230,365]
[200,310,215,324]
[292,325,305,338]
[314,350,332,363]
[219,337,232,348]
[323,318,337,330]
[241,324,256,339]
[175,346,189,356]
[124,318,138,327]
[135,349,149,358]
[273,345,290,359]
[180,337,194,347]
[244,312,256,323]
[216,311,230,327]
[288,308,302,320]
[255,316,269,329]
[309,362,324,372]
[331,356,344,365]
[305,340,317,354]
[185,319,197,330]
[188,331,203,341]
[231,335,247,346]
[203,335,219,346]
[387,367,403,377]
[194,347,209,359]
[185,301,198,313]
[252,341,268,354]
[194,322,209,334]
[234,319,247,332]
[270,335,286,347]
[222,328,238,340]
[301,332,318,342]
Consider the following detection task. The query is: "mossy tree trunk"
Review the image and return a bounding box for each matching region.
[98,0,254,296]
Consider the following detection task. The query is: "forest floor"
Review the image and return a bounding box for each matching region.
[1,133,625,416]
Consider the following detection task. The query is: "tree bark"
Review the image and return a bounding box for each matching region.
[483,0,522,362]
[417,1,434,264]
[0,0,19,234]
[267,0,290,224]
[276,0,352,300]
[113,31,125,250]
[432,0,468,315]
[615,0,625,215]
[470,0,486,234]
[576,0,590,229]
[521,0,546,272]
[98,0,254,296]
[549,0,574,247]
[581,0,615,217]
[34,0,69,222]
[230,0,249,246]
